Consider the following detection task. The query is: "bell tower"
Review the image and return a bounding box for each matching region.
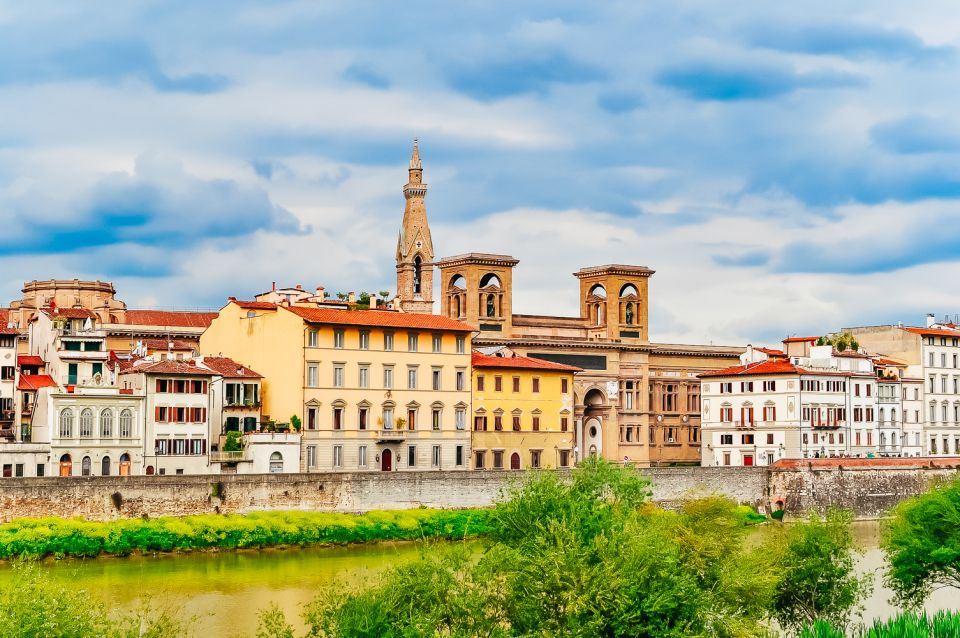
[395,139,435,314]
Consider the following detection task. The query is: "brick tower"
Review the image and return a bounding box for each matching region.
[395,139,435,314]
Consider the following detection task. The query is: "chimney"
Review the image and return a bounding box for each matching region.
[272,281,276,291]
[927,313,936,328]
[315,286,325,301]
[296,284,303,291]
[746,344,753,361]
[348,291,357,304]
[369,292,377,308]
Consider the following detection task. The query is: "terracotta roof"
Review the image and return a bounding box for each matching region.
[140,338,196,351]
[18,374,57,391]
[700,360,802,378]
[123,310,218,328]
[471,352,581,372]
[41,307,97,320]
[754,347,785,356]
[230,300,278,310]
[200,356,263,379]
[119,360,216,376]
[782,336,819,343]
[17,355,44,367]
[284,305,473,332]
[832,349,869,359]
[0,326,17,336]
[902,326,960,338]
[871,357,905,366]
[0,309,15,334]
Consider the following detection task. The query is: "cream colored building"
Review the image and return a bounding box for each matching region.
[201,300,474,472]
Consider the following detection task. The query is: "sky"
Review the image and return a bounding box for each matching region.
[1,1,959,346]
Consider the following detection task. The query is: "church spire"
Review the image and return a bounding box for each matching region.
[395,139,434,314]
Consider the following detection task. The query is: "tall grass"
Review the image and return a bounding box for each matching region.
[801,610,960,637]
[0,508,492,560]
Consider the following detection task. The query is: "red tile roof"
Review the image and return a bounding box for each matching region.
[123,310,219,328]
[231,300,278,310]
[754,347,785,356]
[18,374,57,391]
[284,305,473,332]
[902,326,960,338]
[782,336,818,343]
[700,360,802,378]
[140,338,197,351]
[200,356,263,379]
[0,326,17,336]
[119,360,216,376]
[0,309,15,334]
[471,352,581,372]
[871,357,905,366]
[42,307,97,320]
[17,355,44,367]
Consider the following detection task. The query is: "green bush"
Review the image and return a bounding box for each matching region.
[0,509,494,560]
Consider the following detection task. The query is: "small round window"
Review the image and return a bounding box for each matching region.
[589,426,598,437]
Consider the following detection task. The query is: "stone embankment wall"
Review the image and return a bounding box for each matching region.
[0,461,956,522]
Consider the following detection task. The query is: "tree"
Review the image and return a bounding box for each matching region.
[882,477,960,607]
[771,510,871,634]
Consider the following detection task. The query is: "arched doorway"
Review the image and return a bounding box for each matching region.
[381,449,393,472]
[510,452,521,470]
[584,418,603,457]
[59,454,72,477]
[119,453,131,476]
[101,456,111,476]
[81,456,92,476]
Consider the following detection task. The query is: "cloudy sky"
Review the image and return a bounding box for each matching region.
[1,1,958,346]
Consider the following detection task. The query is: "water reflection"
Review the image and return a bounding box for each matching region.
[0,522,955,637]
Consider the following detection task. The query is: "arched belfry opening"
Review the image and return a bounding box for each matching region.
[435,254,519,333]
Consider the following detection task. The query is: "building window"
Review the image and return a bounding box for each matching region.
[79,409,93,438]
[494,414,503,431]
[455,408,465,430]
[495,376,503,392]
[407,445,417,467]
[333,407,343,430]
[307,445,317,469]
[334,329,344,349]
[559,450,571,467]
[333,445,342,468]
[384,332,394,351]
[358,366,369,389]
[561,378,569,394]
[407,408,417,430]
[333,365,344,388]
[432,445,441,468]
[561,417,568,432]
[477,375,485,391]
[456,370,465,391]
[474,451,485,469]
[408,333,419,352]
[359,330,369,350]
[307,407,317,430]
[456,336,465,354]
[432,368,442,391]
[307,364,318,388]
[432,408,441,431]
[455,445,464,466]
[532,415,540,431]
[100,409,113,437]
[512,377,520,393]
[383,407,394,429]
[432,334,442,353]
[530,450,542,469]
[407,367,418,390]
[270,451,283,473]
[383,366,394,389]
[720,434,733,445]
[493,450,504,469]
[512,414,521,431]
[119,409,133,438]
[308,330,318,347]
[358,445,367,467]
[358,407,369,430]
[81,456,92,476]
[723,452,731,466]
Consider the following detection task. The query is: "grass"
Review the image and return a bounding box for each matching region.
[0,508,493,560]
[801,611,960,637]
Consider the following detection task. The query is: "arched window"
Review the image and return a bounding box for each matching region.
[120,409,133,438]
[413,255,422,294]
[81,456,92,476]
[878,407,885,425]
[588,284,606,298]
[619,284,638,298]
[79,409,93,438]
[100,409,113,438]
[891,432,898,447]
[59,409,74,438]
[479,273,501,288]
[890,408,897,424]
[269,451,283,473]
[625,303,634,325]
[486,294,496,318]
[101,456,111,476]
[450,275,466,289]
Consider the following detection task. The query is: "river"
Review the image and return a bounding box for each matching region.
[0,521,956,636]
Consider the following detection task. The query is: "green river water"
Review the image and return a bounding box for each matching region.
[0,521,956,637]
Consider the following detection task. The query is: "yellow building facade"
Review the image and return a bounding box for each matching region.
[200,299,474,472]
[471,350,579,470]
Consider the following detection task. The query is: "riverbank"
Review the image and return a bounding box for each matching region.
[0,508,493,560]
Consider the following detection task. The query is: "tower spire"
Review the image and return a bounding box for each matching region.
[395,138,434,314]
[410,137,422,169]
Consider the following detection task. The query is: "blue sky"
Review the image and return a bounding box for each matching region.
[1,1,959,344]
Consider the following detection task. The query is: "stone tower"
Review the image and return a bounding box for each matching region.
[395,139,435,314]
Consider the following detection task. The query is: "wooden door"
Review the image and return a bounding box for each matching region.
[510,453,521,470]
[381,449,392,471]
